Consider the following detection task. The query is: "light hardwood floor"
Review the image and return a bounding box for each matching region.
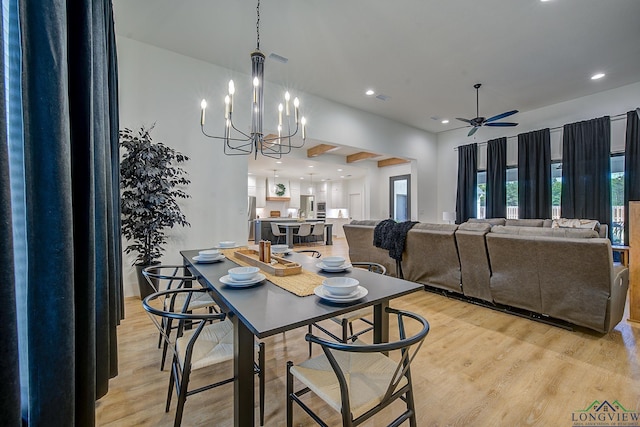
[96,238,640,426]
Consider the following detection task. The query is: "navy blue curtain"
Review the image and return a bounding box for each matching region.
[486,137,507,218]
[561,116,611,232]
[0,3,21,425]
[624,109,640,244]
[0,0,122,425]
[456,143,477,224]
[518,129,551,219]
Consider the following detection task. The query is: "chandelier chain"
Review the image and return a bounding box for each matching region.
[256,0,260,50]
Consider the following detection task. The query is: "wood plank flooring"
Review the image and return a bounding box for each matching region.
[96,238,640,426]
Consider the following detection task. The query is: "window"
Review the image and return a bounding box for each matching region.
[506,167,518,219]
[551,162,562,219]
[611,154,625,244]
[477,171,486,219]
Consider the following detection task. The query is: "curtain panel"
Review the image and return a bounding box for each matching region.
[624,109,640,244]
[561,116,611,232]
[0,2,21,425]
[455,143,477,224]
[486,137,507,218]
[1,0,123,425]
[517,129,551,219]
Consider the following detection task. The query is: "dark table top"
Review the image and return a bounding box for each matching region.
[181,249,423,339]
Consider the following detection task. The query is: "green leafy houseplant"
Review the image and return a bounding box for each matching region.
[120,125,191,296]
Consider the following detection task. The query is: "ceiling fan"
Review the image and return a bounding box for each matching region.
[456,83,518,137]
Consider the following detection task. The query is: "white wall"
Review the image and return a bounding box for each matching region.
[436,82,640,221]
[117,36,439,296]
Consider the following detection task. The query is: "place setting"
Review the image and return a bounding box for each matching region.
[314,277,368,303]
[219,266,266,288]
[316,256,352,272]
[213,240,239,249]
[192,249,226,263]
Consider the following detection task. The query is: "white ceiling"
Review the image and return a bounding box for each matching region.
[113,0,640,180]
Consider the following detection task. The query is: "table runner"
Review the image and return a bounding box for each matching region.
[220,248,322,296]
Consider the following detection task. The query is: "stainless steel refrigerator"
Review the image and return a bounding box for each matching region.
[248,196,257,240]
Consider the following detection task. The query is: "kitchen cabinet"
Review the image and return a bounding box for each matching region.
[256,177,266,207]
[330,181,347,208]
[289,180,300,208]
[315,182,327,203]
[266,177,291,201]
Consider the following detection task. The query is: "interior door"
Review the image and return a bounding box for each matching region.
[348,193,362,220]
[389,174,410,221]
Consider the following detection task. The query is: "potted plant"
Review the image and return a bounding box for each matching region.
[120,125,191,298]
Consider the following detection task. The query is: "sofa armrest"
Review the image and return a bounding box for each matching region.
[605,264,629,332]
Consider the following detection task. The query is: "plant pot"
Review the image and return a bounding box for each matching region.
[135,262,161,300]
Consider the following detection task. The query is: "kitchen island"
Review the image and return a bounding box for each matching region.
[253,218,330,246]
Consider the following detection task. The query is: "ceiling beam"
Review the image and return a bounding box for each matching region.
[377,157,410,168]
[346,151,380,163]
[307,144,339,158]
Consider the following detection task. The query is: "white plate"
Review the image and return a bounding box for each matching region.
[316,262,352,272]
[319,285,361,299]
[314,285,368,302]
[219,273,266,287]
[193,254,226,263]
[214,244,240,249]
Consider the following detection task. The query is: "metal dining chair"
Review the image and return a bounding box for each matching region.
[287,307,430,427]
[143,265,220,370]
[143,288,265,427]
[308,262,386,357]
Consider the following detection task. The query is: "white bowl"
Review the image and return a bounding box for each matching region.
[323,256,346,268]
[322,277,359,296]
[228,266,260,281]
[219,241,236,248]
[198,249,220,259]
[271,244,289,254]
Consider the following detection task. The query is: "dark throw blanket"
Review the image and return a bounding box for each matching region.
[373,219,418,261]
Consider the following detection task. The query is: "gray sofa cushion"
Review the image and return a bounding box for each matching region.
[458,222,492,232]
[412,223,458,232]
[467,218,506,226]
[505,218,548,227]
[491,225,599,239]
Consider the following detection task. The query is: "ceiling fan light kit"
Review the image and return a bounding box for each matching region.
[456,83,519,137]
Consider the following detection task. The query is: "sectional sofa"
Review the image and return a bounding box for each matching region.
[343,219,629,333]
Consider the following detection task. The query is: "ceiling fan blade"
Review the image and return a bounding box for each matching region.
[485,110,519,123]
[485,122,518,127]
[456,117,473,124]
[467,126,479,137]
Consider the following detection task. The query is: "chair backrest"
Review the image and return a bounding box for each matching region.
[271,222,284,235]
[305,308,429,417]
[297,223,312,236]
[351,261,386,275]
[311,222,324,236]
[142,288,226,368]
[142,264,193,293]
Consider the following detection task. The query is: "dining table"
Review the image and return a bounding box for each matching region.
[181,248,423,426]
[276,221,333,248]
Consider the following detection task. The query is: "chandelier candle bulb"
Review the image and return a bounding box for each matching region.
[285,91,290,116]
[228,80,235,112]
[200,99,207,125]
[294,97,299,123]
[278,103,283,126]
[224,96,230,119]
[301,117,307,139]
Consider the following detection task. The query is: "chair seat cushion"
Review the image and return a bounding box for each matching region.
[170,291,218,311]
[177,319,234,370]
[290,348,407,419]
[331,308,371,324]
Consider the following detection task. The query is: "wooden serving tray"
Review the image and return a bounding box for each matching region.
[233,249,302,276]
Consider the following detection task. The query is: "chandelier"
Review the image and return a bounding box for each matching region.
[199,0,307,159]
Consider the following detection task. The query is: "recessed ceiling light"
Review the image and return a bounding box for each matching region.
[275,174,279,178]
[365,89,375,96]
[591,73,605,80]
[441,119,450,124]
[300,177,304,180]
[308,165,314,168]
[276,161,282,164]
[340,176,345,178]
[337,168,343,172]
